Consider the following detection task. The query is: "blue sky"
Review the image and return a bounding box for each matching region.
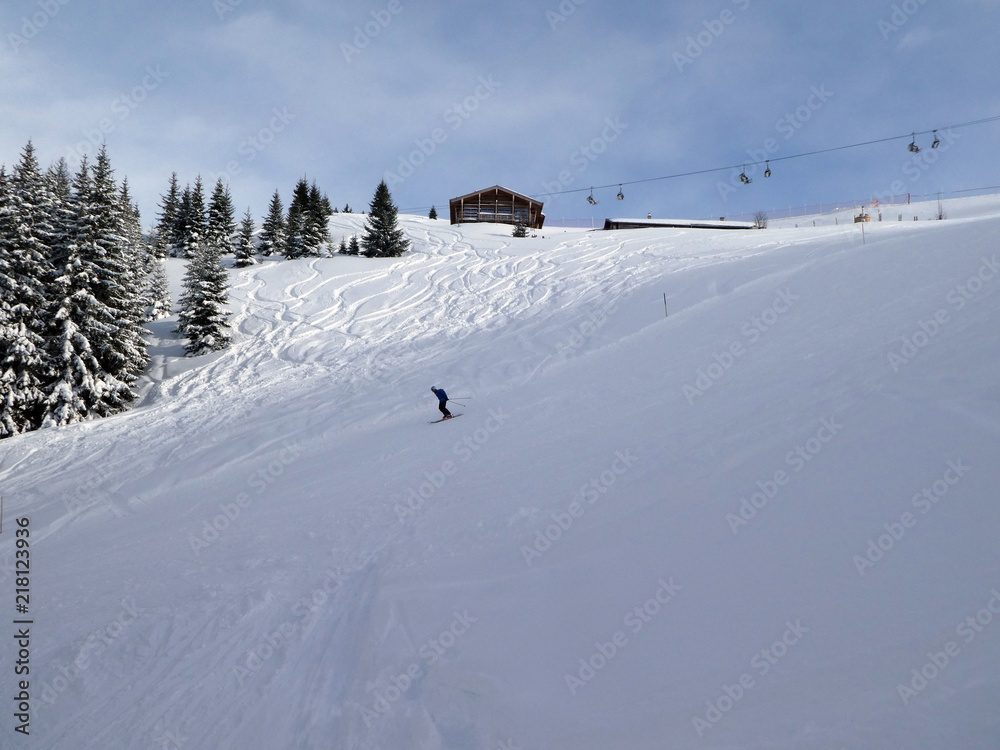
[2,0,998,227]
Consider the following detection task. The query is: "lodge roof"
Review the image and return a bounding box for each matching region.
[450,185,543,206]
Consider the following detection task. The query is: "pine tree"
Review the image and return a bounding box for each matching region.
[0,142,57,436]
[146,259,172,320]
[40,157,131,427]
[428,205,438,220]
[234,208,257,267]
[259,191,286,257]
[361,180,409,258]
[284,178,317,259]
[170,185,191,256]
[307,181,332,254]
[47,158,72,202]
[512,217,528,237]
[177,177,208,259]
[206,178,236,256]
[348,235,360,255]
[284,209,307,260]
[176,238,231,356]
[85,147,148,385]
[338,237,348,254]
[154,172,181,258]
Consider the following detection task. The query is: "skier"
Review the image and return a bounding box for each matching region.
[431,387,452,419]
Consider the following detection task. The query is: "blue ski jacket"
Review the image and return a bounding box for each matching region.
[432,388,448,402]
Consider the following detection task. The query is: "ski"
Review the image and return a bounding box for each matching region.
[429,414,463,424]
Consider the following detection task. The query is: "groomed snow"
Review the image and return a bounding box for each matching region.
[2,195,999,749]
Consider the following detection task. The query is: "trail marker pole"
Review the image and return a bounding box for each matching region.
[663,293,668,318]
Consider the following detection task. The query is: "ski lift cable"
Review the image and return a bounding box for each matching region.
[399,114,1000,211]
[530,114,1000,199]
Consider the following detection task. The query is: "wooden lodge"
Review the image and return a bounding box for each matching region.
[449,186,545,229]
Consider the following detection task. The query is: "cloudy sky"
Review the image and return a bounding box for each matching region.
[2,0,998,227]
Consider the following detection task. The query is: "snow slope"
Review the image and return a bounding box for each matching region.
[2,198,999,749]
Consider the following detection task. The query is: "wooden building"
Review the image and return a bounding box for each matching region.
[449,186,545,229]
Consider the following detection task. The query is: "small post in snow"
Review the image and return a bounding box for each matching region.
[663,293,668,318]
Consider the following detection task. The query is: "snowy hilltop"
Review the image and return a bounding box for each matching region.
[1,196,999,749]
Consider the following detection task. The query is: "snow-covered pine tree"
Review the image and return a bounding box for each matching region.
[177,177,208,259]
[47,158,72,202]
[120,178,166,326]
[154,172,181,259]
[206,178,236,257]
[307,181,332,255]
[170,184,191,256]
[84,147,148,386]
[512,217,528,237]
[0,142,57,437]
[176,236,231,356]
[259,191,286,257]
[428,205,438,220]
[284,178,316,259]
[120,178,151,317]
[361,180,409,258]
[338,237,348,254]
[40,156,132,427]
[284,208,307,260]
[146,258,172,320]
[234,208,257,267]
[348,235,360,255]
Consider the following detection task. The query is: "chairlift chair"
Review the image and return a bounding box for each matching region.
[617,184,625,200]
[931,130,940,149]
[739,165,752,185]
[908,133,920,153]
[587,188,597,205]
[764,161,772,178]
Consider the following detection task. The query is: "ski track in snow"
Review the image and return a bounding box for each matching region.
[2,203,999,749]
